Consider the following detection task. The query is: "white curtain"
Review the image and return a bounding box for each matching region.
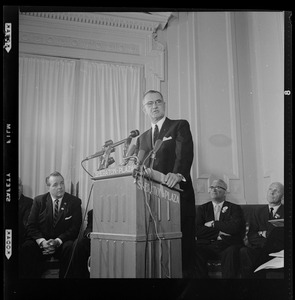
[74,60,142,211]
[19,55,142,212]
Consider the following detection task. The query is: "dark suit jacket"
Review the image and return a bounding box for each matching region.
[136,117,195,217]
[19,194,33,244]
[195,200,245,244]
[247,204,284,249]
[27,192,82,243]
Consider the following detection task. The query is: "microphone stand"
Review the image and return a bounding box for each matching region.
[149,151,157,169]
[122,137,132,159]
[97,140,114,170]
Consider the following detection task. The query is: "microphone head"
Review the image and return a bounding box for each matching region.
[137,150,146,165]
[153,139,163,153]
[104,140,113,147]
[130,130,140,138]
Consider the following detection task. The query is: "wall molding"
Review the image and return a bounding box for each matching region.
[20,31,141,55]
[19,12,169,91]
[19,12,171,33]
[196,173,247,204]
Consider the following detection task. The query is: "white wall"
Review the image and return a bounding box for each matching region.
[247,12,284,199]
[166,11,284,204]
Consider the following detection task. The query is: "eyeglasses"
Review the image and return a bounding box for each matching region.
[144,99,164,107]
[209,186,226,191]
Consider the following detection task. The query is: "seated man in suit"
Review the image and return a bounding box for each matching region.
[193,179,245,278]
[240,182,284,278]
[20,171,82,278]
[72,209,93,278]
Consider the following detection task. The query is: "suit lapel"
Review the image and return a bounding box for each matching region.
[146,128,153,150]
[208,202,215,221]
[158,118,172,140]
[46,193,54,224]
[219,201,227,221]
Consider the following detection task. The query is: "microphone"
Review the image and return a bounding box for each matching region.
[152,139,163,154]
[84,140,114,161]
[122,137,132,158]
[137,149,146,166]
[121,144,137,165]
[132,149,146,179]
[122,132,139,158]
[150,139,163,169]
[110,130,140,149]
[84,149,104,161]
[83,129,139,161]
[127,144,136,157]
[129,130,140,138]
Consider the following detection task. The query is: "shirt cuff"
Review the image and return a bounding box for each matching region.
[56,238,63,246]
[177,173,186,182]
[36,238,45,247]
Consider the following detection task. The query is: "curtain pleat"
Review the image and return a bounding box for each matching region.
[19,56,142,211]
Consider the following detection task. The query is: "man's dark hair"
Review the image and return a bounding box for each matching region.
[45,171,64,186]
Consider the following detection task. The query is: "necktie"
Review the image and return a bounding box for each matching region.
[53,199,59,226]
[153,124,159,146]
[269,207,274,220]
[214,205,221,221]
[243,222,251,247]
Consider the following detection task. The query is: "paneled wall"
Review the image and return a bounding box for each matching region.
[165,11,284,204]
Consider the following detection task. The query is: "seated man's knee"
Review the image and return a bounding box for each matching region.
[239,246,250,257]
[222,245,240,256]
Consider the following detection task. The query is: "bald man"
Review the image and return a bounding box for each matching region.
[193,179,245,278]
[240,182,284,278]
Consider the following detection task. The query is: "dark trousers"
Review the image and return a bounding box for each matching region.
[239,247,260,278]
[20,239,74,278]
[71,237,91,278]
[240,227,284,278]
[193,240,242,278]
[181,215,196,278]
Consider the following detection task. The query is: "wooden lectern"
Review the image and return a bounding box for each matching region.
[90,166,182,278]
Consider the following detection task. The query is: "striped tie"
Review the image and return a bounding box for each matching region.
[53,199,59,227]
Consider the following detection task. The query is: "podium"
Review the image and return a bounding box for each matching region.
[89,166,182,278]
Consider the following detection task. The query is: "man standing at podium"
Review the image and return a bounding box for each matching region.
[136,90,196,278]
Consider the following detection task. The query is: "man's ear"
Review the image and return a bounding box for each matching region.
[142,106,147,115]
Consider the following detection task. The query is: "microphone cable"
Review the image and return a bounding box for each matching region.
[63,182,94,278]
[143,168,171,278]
[81,159,94,178]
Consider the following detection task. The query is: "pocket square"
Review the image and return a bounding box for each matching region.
[163,136,172,142]
[65,216,72,220]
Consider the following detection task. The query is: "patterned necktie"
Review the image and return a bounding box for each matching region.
[153,124,159,146]
[269,207,274,220]
[53,199,59,226]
